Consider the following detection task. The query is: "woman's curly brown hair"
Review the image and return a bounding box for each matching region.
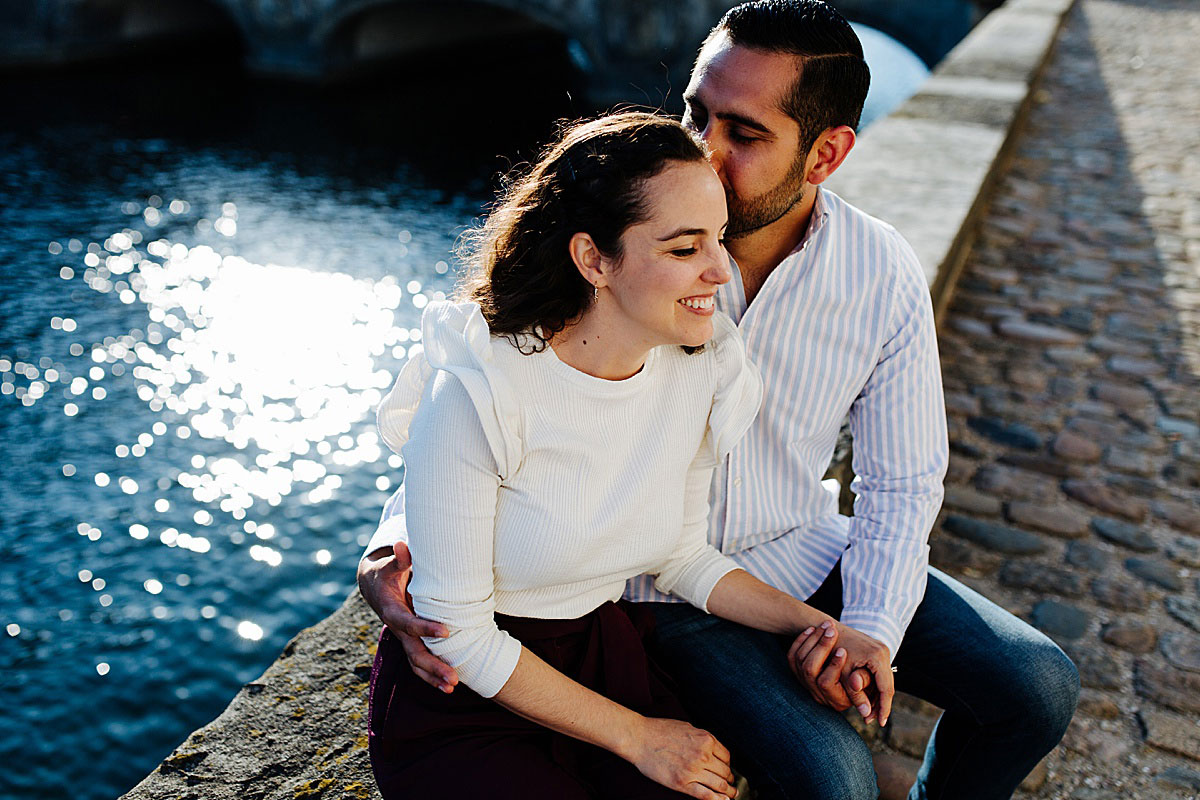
[455,111,709,353]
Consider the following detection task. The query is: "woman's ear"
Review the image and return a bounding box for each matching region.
[568,232,607,290]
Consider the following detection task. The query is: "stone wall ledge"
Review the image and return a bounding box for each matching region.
[121,0,1078,797]
[828,0,1076,321]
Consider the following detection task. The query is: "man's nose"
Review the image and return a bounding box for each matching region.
[698,125,727,180]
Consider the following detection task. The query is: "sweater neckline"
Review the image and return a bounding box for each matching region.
[540,341,660,393]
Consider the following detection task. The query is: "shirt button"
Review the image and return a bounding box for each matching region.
[733,476,743,488]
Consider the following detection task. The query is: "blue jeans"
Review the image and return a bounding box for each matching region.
[645,565,1079,800]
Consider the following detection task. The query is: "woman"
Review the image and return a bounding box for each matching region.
[368,112,890,800]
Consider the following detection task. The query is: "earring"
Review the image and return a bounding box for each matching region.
[593,284,598,301]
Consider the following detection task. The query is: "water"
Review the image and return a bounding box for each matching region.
[0,25,927,800]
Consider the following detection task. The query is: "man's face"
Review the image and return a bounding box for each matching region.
[682,32,809,238]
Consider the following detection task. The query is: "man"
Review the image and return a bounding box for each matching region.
[358,2,1079,798]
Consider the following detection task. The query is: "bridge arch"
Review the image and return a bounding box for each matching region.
[67,0,246,57]
[316,0,596,82]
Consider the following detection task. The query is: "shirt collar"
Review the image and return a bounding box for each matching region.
[795,186,832,253]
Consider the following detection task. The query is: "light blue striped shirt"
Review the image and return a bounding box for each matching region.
[367,188,947,660]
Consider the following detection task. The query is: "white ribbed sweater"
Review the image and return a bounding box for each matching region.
[377,302,762,697]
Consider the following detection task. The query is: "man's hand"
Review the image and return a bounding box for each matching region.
[786,621,893,726]
[356,541,459,692]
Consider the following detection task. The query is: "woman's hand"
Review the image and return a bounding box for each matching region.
[787,620,894,726]
[626,717,737,799]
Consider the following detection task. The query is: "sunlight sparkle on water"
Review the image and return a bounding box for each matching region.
[237,620,264,641]
[124,244,400,510]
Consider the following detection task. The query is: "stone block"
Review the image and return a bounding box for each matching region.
[967,416,1042,450]
[1091,576,1148,612]
[1065,480,1148,521]
[1065,541,1108,571]
[1157,765,1200,792]
[1166,596,1200,633]
[974,464,1058,501]
[1108,355,1165,378]
[996,317,1083,344]
[1125,557,1183,591]
[885,711,936,759]
[999,561,1084,596]
[1134,660,1200,715]
[1140,709,1200,760]
[1161,632,1200,673]
[1167,536,1200,567]
[1052,430,1102,463]
[1091,517,1157,552]
[1030,600,1089,641]
[998,452,1080,478]
[1007,501,1089,537]
[1156,500,1200,535]
[1064,644,1122,690]
[1090,381,1155,413]
[943,485,1002,516]
[1100,620,1156,654]
[929,535,1002,575]
[942,515,1048,555]
[1076,689,1120,719]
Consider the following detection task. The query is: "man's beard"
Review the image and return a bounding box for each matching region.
[725,157,808,239]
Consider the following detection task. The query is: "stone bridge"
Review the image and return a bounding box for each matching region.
[1,0,999,103]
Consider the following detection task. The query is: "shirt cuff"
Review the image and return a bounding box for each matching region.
[423,626,523,699]
[656,552,742,613]
[361,513,409,562]
[839,607,904,665]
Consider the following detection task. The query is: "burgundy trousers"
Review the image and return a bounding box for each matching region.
[368,601,693,799]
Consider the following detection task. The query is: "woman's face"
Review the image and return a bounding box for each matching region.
[601,160,731,349]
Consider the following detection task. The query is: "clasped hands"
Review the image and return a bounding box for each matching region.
[786,619,894,727]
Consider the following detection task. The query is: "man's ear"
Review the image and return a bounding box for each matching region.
[805,125,856,186]
[568,232,607,289]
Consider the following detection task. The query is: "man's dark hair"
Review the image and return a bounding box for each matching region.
[710,0,870,151]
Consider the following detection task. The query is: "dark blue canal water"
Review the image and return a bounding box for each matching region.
[1,24,926,800]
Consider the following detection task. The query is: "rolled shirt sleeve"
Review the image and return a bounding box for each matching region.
[402,372,522,698]
[841,231,948,660]
[653,450,741,609]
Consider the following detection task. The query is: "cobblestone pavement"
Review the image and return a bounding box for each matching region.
[878,0,1200,797]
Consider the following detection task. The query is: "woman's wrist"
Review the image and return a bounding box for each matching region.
[788,598,835,635]
[608,709,649,762]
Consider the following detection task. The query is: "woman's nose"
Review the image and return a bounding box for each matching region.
[705,247,733,285]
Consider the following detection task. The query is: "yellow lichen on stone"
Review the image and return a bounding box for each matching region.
[292,706,306,719]
[354,734,368,750]
[341,780,371,799]
[347,711,362,722]
[293,778,334,798]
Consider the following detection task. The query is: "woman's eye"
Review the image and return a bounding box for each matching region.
[671,247,698,257]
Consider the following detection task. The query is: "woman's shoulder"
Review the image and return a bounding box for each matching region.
[380,300,525,475]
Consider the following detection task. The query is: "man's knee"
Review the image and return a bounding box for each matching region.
[1028,639,1080,734]
[993,634,1079,742]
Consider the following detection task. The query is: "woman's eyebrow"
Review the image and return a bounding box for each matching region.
[657,227,708,241]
